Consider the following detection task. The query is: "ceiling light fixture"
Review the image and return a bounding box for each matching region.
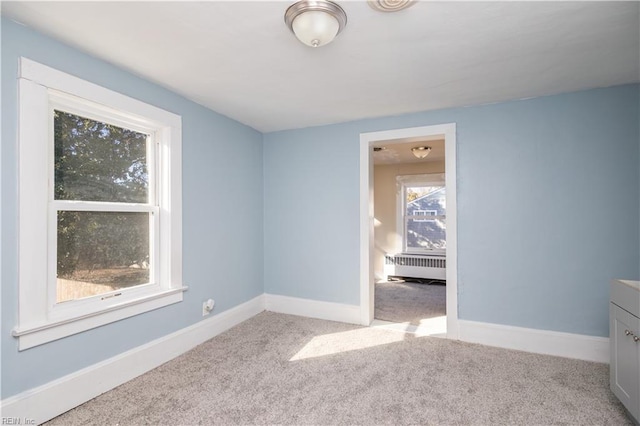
[285,0,347,48]
[411,146,431,159]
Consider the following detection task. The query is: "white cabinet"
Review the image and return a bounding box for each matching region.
[610,279,640,423]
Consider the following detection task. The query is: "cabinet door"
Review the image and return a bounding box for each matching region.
[610,303,640,420]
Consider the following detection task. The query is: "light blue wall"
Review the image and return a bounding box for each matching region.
[2,13,639,404]
[1,19,264,398]
[264,84,640,338]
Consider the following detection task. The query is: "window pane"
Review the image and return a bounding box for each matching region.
[54,110,149,203]
[407,217,446,250]
[406,185,446,250]
[405,186,444,213]
[56,211,150,303]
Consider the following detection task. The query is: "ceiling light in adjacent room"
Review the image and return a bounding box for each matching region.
[285,0,347,48]
[411,146,431,159]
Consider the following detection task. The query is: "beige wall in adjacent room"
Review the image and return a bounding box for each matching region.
[373,161,445,280]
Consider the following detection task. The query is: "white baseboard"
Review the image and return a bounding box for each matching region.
[265,293,360,325]
[458,319,609,363]
[1,294,266,425]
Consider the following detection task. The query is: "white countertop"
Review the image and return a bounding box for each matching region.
[617,279,640,292]
[612,279,640,316]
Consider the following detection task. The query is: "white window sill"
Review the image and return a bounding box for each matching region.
[12,286,188,350]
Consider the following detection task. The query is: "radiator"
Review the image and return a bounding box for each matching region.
[384,254,446,280]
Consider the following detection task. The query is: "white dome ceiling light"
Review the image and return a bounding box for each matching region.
[285,1,347,48]
[411,146,432,159]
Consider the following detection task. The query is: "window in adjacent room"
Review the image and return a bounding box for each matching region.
[397,174,446,254]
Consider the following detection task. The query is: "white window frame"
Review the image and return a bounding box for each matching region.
[13,58,185,350]
[396,174,446,255]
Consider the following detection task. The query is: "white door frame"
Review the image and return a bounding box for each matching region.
[359,123,459,339]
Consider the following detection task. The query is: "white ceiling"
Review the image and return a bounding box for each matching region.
[3,1,639,133]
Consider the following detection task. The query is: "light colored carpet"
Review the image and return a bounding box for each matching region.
[47,312,630,425]
[375,281,446,325]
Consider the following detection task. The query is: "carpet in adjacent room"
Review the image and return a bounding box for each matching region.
[375,280,445,325]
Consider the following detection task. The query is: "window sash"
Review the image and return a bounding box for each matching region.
[49,97,159,206]
[403,215,447,252]
[47,205,161,319]
[47,103,161,315]
[50,201,157,212]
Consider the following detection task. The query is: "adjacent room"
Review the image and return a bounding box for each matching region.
[1,1,639,424]
[372,138,448,334]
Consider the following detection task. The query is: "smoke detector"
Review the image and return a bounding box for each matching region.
[368,0,416,12]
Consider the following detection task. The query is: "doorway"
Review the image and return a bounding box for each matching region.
[359,124,458,339]
[374,165,447,330]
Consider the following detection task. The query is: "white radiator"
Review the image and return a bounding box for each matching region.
[384,254,446,280]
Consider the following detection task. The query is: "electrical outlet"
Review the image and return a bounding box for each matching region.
[202,299,215,316]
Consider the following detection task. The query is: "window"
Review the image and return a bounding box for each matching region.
[397,174,446,254]
[13,58,184,350]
